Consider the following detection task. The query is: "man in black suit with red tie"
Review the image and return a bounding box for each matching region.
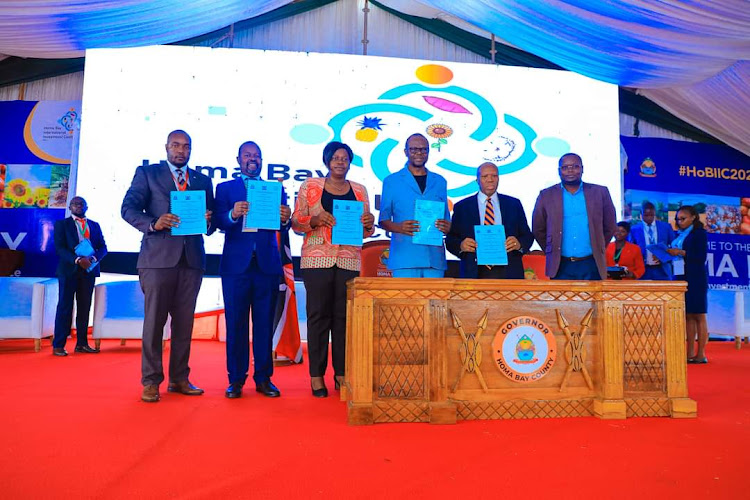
[52,196,108,356]
[121,130,215,403]
[447,162,534,278]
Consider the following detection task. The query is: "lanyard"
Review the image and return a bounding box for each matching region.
[75,218,88,238]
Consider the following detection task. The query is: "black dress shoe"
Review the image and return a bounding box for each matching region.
[74,345,99,353]
[225,383,243,399]
[311,381,328,398]
[52,348,68,357]
[255,381,281,398]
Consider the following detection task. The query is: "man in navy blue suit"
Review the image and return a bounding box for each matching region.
[629,201,675,280]
[214,141,291,399]
[447,162,533,278]
[52,196,108,356]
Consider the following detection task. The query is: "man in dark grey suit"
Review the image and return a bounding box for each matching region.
[532,153,617,280]
[121,130,215,403]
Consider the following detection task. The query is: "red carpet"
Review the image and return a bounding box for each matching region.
[1,339,747,499]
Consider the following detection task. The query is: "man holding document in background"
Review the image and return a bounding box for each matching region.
[379,133,451,278]
[52,196,108,356]
[447,163,533,279]
[121,129,214,403]
[214,141,291,399]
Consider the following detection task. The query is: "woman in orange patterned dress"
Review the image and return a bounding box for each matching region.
[292,141,375,397]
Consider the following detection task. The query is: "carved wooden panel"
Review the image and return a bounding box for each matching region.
[376,304,426,398]
[603,291,684,301]
[456,399,593,420]
[373,401,429,423]
[623,305,665,393]
[625,398,670,417]
[452,290,594,302]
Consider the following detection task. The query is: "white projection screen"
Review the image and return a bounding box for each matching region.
[77,45,621,256]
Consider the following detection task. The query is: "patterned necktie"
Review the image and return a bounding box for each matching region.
[647,225,655,244]
[175,168,187,191]
[484,198,495,226]
[483,198,494,270]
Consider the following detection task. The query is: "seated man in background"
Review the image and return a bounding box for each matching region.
[52,196,108,356]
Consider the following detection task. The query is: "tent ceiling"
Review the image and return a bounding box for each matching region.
[0,0,747,154]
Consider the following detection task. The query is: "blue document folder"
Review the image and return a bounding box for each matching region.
[412,199,444,246]
[244,180,282,231]
[170,190,207,235]
[332,200,364,246]
[475,224,508,266]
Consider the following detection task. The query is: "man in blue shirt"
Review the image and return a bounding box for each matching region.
[379,133,451,278]
[532,153,617,280]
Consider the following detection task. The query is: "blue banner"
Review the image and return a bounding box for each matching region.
[0,101,80,277]
[622,136,750,289]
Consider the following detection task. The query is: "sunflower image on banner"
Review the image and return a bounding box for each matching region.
[0,164,63,209]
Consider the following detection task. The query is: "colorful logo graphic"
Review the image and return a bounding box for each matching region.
[58,109,78,133]
[492,316,557,383]
[639,157,657,177]
[289,64,570,197]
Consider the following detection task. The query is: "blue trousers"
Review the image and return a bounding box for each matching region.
[641,265,670,280]
[553,257,601,280]
[392,268,444,278]
[221,260,279,385]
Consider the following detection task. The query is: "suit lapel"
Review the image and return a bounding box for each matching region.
[469,194,481,225]
[157,163,177,193]
[66,217,78,245]
[400,167,422,195]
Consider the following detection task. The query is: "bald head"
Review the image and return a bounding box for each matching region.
[477,162,499,196]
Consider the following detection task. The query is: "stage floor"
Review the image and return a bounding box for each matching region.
[0,338,747,498]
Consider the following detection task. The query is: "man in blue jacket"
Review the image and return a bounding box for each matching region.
[214,141,291,399]
[379,133,451,278]
[630,201,675,280]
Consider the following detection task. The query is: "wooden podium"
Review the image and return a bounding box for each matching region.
[343,278,697,425]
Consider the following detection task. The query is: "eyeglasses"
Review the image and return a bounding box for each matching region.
[408,147,429,154]
[560,164,582,171]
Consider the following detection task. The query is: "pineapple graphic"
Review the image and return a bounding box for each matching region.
[355,116,385,142]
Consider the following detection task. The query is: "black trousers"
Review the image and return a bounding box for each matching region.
[53,271,96,349]
[477,265,507,279]
[303,266,358,378]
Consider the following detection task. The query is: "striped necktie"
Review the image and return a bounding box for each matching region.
[175,168,187,191]
[484,198,495,226]
[483,198,494,270]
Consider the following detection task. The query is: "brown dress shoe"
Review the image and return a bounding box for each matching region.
[167,380,204,395]
[142,384,160,403]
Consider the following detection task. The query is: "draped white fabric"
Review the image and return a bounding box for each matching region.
[0,0,746,153]
[639,61,750,157]
[0,0,289,58]
[410,0,750,88]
